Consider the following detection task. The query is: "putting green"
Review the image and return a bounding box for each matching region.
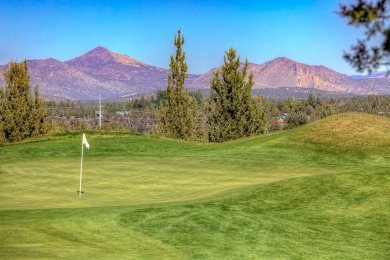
[0,113,389,258]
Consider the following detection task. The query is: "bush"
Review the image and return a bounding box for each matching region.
[286,112,308,129]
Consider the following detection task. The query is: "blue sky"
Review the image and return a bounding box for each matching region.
[1,0,364,75]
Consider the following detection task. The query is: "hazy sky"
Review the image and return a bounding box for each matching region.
[2,0,365,75]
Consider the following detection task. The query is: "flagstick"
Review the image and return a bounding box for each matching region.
[79,135,84,197]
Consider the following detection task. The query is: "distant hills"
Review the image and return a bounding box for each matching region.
[1,46,390,100]
[189,57,390,95]
[351,71,389,79]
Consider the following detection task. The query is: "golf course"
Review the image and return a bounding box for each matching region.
[1,112,389,259]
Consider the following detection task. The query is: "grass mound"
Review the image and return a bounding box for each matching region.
[1,171,389,259]
[116,171,390,259]
[292,112,390,152]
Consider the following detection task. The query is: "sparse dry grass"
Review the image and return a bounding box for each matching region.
[293,112,390,152]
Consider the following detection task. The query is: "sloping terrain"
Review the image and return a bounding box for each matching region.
[189,57,390,95]
[0,113,389,258]
[65,47,170,97]
[292,112,390,152]
[251,57,355,92]
[0,47,198,100]
[118,171,390,259]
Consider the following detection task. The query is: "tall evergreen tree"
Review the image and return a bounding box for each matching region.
[0,60,50,143]
[206,48,266,142]
[157,29,206,141]
[31,85,51,136]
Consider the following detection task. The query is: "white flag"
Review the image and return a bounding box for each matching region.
[82,133,90,150]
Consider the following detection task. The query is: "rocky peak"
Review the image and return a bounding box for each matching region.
[65,46,146,67]
[89,46,110,53]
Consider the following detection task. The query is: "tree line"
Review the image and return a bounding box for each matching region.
[36,91,390,134]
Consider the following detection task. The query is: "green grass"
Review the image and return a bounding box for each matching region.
[119,171,390,259]
[0,112,389,258]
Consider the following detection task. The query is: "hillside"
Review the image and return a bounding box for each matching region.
[119,171,390,259]
[252,57,355,91]
[0,113,389,258]
[189,57,390,95]
[65,47,169,96]
[1,47,390,100]
[0,47,197,100]
[292,112,390,152]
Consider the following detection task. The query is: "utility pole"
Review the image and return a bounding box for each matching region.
[99,93,102,129]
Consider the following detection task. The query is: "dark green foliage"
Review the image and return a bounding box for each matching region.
[56,118,71,133]
[0,60,32,142]
[189,90,204,108]
[307,93,322,108]
[44,93,390,135]
[339,0,390,73]
[124,90,187,111]
[71,120,88,132]
[156,90,168,108]
[0,60,50,143]
[206,48,267,142]
[31,86,51,136]
[157,29,206,141]
[319,104,337,119]
[286,112,308,129]
[128,97,154,110]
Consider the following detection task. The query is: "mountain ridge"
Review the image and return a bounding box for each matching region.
[65,46,149,67]
[351,71,390,79]
[1,46,390,100]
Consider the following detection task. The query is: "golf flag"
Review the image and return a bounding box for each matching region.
[82,133,90,150]
[79,133,90,197]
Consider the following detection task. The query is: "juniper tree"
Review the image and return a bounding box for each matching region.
[31,85,50,136]
[0,60,50,142]
[206,48,266,142]
[157,29,206,141]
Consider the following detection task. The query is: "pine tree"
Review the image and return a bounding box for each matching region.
[0,60,50,142]
[31,85,51,136]
[206,48,266,142]
[157,29,206,141]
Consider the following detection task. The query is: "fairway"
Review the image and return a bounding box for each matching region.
[1,113,390,259]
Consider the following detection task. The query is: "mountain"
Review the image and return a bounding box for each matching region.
[187,62,259,90]
[1,47,390,100]
[0,47,197,100]
[65,46,168,97]
[25,58,109,100]
[251,57,353,91]
[189,57,390,95]
[0,58,106,100]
